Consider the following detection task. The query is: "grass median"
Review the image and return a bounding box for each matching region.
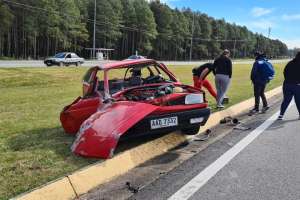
[0,62,285,199]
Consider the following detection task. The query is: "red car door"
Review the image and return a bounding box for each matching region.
[60,67,103,134]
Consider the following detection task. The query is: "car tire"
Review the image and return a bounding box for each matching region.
[181,126,200,135]
[59,62,64,67]
[46,63,52,67]
[75,62,81,67]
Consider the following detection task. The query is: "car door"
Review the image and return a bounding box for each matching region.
[71,53,79,63]
[60,67,103,134]
[65,53,72,64]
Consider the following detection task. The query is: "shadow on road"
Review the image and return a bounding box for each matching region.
[268,119,300,131]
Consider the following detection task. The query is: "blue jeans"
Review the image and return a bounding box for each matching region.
[280,82,300,116]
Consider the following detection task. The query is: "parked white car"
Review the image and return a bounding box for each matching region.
[44,52,85,67]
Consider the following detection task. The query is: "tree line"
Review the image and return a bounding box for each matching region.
[0,0,288,60]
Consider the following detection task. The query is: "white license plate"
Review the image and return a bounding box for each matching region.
[190,117,204,124]
[150,116,178,129]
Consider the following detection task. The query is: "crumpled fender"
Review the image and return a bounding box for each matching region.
[71,101,158,158]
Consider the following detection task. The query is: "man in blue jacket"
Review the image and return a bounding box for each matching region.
[249,52,275,115]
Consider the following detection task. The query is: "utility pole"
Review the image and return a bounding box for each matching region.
[233,39,237,59]
[189,13,195,61]
[268,27,271,38]
[93,0,97,59]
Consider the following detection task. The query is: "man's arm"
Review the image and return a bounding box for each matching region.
[283,61,292,80]
[213,59,218,75]
[250,62,257,82]
[228,59,232,78]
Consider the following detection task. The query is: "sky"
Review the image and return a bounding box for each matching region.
[160,0,300,49]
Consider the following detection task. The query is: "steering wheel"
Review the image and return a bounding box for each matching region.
[144,74,164,84]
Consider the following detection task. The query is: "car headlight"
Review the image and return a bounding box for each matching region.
[185,93,204,104]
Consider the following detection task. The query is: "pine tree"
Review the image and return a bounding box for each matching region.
[133,0,157,55]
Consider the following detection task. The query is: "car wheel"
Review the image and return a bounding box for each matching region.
[181,126,200,135]
[75,62,81,67]
[59,62,64,67]
[46,63,52,67]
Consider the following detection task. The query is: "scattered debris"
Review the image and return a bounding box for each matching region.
[220,117,239,125]
[126,182,139,194]
[233,124,251,131]
[220,116,251,130]
[194,129,211,141]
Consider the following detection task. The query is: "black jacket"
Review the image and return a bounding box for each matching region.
[284,58,300,84]
[213,56,232,78]
[192,63,215,78]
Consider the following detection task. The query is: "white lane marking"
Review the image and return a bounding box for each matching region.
[168,110,282,200]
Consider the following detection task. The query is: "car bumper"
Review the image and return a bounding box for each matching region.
[44,60,58,65]
[122,107,211,140]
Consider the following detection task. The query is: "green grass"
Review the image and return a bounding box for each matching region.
[0,63,285,200]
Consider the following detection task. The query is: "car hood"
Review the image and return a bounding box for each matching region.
[71,101,158,158]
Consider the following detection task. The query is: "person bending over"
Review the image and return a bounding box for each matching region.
[192,63,217,99]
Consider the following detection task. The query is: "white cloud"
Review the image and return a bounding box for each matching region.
[160,0,178,2]
[282,39,300,49]
[282,14,300,21]
[250,19,275,30]
[251,7,273,17]
[146,0,180,3]
[146,0,182,8]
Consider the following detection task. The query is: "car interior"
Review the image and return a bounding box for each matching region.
[97,64,174,95]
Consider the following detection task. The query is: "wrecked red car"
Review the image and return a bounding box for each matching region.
[60,59,210,159]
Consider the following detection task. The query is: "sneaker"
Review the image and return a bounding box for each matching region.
[248,109,259,116]
[277,115,283,120]
[217,105,225,109]
[261,106,270,113]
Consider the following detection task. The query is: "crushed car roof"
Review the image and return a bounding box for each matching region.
[97,59,157,70]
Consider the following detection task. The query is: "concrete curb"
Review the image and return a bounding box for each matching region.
[201,86,282,132]
[14,86,282,200]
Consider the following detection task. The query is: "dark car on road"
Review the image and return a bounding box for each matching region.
[44,52,84,67]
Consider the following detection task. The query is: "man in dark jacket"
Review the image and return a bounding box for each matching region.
[249,52,274,115]
[214,49,232,108]
[278,52,300,120]
[192,63,217,99]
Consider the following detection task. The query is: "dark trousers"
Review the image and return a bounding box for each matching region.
[254,83,268,110]
[280,83,300,116]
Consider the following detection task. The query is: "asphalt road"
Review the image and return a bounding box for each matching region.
[0,60,111,68]
[0,59,290,68]
[126,103,300,200]
[79,97,300,200]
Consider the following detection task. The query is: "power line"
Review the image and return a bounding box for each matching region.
[1,0,150,34]
[192,38,248,42]
[1,0,251,43]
